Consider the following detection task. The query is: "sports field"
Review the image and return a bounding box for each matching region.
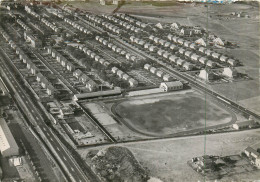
[114,92,235,136]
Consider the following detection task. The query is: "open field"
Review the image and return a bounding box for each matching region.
[113,90,235,136]
[66,1,260,114]
[80,128,260,182]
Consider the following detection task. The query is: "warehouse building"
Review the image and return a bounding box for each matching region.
[160,81,183,92]
[0,118,19,157]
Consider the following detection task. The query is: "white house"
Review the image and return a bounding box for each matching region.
[169,55,178,63]
[163,74,173,82]
[178,48,185,54]
[199,69,214,81]
[177,59,185,66]
[128,78,138,87]
[220,55,228,62]
[171,22,181,30]
[156,70,164,78]
[144,64,152,70]
[150,67,157,74]
[183,62,194,71]
[213,37,224,47]
[227,59,239,66]
[191,54,200,62]
[206,60,217,68]
[222,67,238,78]
[212,52,220,59]
[111,67,119,74]
[195,38,206,47]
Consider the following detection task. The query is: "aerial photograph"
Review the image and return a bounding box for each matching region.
[0,0,259,181]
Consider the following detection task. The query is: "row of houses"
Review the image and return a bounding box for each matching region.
[129,35,195,70]
[102,14,142,33]
[100,21,122,35]
[36,72,56,95]
[73,69,98,92]
[85,14,122,34]
[157,48,196,71]
[111,67,138,87]
[130,36,146,46]
[64,18,91,34]
[0,26,56,95]
[144,64,175,82]
[195,37,225,47]
[0,28,37,76]
[114,13,135,23]
[149,35,173,48]
[25,5,40,19]
[17,19,32,32]
[115,13,147,29]
[179,49,217,68]
[78,45,110,67]
[198,67,238,81]
[14,47,56,95]
[0,26,11,43]
[51,10,65,19]
[168,34,197,50]
[131,33,217,70]
[168,34,239,66]
[41,18,60,33]
[86,14,102,24]
[46,47,76,72]
[96,36,140,62]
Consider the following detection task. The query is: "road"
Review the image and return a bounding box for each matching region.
[114,37,260,120]
[0,49,99,182]
[30,48,79,94]
[60,5,260,120]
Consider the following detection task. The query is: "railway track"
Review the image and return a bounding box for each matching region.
[72,12,260,120]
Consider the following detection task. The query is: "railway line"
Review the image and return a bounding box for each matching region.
[0,46,100,182]
[73,11,260,121]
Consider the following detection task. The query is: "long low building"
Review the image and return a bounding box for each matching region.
[73,89,122,101]
[0,118,19,157]
[160,81,183,92]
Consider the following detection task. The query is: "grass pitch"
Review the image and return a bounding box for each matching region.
[114,92,234,136]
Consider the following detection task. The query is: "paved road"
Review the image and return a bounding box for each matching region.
[30,48,79,94]
[114,37,260,120]
[0,51,98,182]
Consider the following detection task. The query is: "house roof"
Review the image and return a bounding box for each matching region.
[245,147,259,157]
[162,81,183,87]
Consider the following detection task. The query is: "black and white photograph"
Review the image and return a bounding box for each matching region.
[0,0,259,181]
